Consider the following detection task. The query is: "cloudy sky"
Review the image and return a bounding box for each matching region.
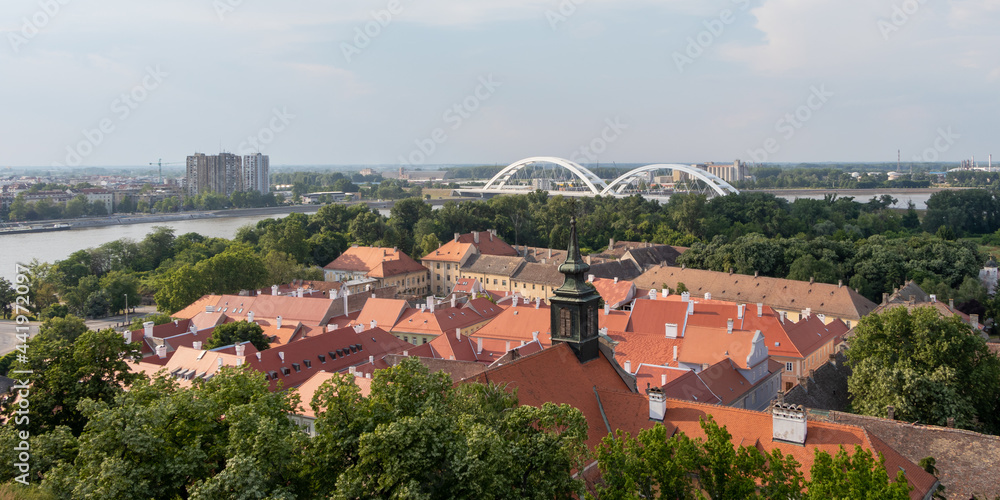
[1,0,998,168]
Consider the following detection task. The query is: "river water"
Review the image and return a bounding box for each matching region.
[0,192,933,283]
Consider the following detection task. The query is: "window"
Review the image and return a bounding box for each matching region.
[436,263,441,269]
[422,338,428,344]
[502,280,506,287]
[292,363,301,373]
[404,336,409,343]
[304,359,312,368]
[493,279,497,285]
[533,284,536,290]
[446,264,451,270]
[785,362,793,372]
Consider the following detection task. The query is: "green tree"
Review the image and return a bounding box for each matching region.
[594,424,700,499]
[420,233,442,257]
[806,446,911,499]
[787,254,839,284]
[198,245,268,296]
[154,264,208,314]
[205,320,270,351]
[0,277,15,319]
[846,306,1000,433]
[98,270,140,316]
[349,210,387,246]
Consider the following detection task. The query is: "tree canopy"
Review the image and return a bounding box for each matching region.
[205,320,270,351]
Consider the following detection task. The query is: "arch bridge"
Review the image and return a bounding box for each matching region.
[477,157,739,198]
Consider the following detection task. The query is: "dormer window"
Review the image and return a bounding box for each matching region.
[292,363,301,372]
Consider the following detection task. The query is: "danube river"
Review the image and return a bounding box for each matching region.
[0,190,940,283]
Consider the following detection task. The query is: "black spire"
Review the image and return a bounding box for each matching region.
[556,217,594,296]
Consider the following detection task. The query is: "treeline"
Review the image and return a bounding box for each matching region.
[6,194,108,221]
[0,326,912,499]
[5,190,282,222]
[736,167,933,189]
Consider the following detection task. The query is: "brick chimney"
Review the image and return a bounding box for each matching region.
[772,403,807,444]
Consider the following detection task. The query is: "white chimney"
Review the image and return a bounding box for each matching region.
[661,373,667,386]
[217,357,223,369]
[930,294,937,303]
[648,387,666,421]
[456,328,461,341]
[123,330,132,344]
[604,304,610,315]
[451,295,456,308]
[624,360,632,373]
[271,285,279,295]
[665,323,678,338]
[143,321,155,338]
[206,305,214,313]
[535,298,541,309]
[687,301,694,315]
[278,352,285,362]
[614,277,619,284]
[477,337,483,354]
[370,319,377,330]
[369,355,374,363]
[454,232,460,242]
[737,303,745,319]
[276,316,283,329]
[772,403,808,445]
[327,324,336,332]
[681,291,690,302]
[174,320,178,327]
[427,296,435,313]
[235,344,245,356]
[673,345,679,361]
[532,331,539,341]
[817,313,826,323]
[156,345,167,359]
[780,311,786,323]
[256,352,261,361]
[588,274,595,282]
[648,289,657,300]
[473,231,480,244]
[512,296,519,307]
[353,324,364,333]
[727,319,734,334]
[661,288,668,299]
[403,350,409,356]
[296,287,304,297]
[247,311,254,322]
[704,292,711,300]
[757,303,763,317]
[505,341,511,352]
[193,341,203,350]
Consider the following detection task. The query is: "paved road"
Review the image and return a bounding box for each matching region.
[0,320,39,357]
[0,306,160,356]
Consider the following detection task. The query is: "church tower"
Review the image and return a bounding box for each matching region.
[549,217,602,363]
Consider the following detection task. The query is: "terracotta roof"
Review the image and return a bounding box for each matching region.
[594,240,653,259]
[462,297,503,318]
[382,354,487,382]
[471,303,552,346]
[633,266,877,321]
[598,309,631,332]
[463,342,633,449]
[390,305,491,337]
[323,246,407,273]
[591,278,636,309]
[292,371,339,418]
[352,298,409,330]
[368,253,427,278]
[173,294,336,327]
[510,261,565,286]
[660,370,723,404]
[871,281,984,330]
[622,245,685,269]
[455,231,518,256]
[422,240,476,263]
[824,411,1000,499]
[634,363,691,391]
[260,280,343,297]
[520,246,567,264]
[451,277,481,293]
[461,254,525,277]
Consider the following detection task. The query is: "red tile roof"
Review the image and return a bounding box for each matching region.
[471,303,552,346]
[456,231,518,256]
[173,294,336,327]
[367,253,427,278]
[324,246,411,273]
[591,277,636,309]
[423,240,476,263]
[352,298,409,330]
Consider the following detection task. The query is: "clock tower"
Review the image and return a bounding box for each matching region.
[549,217,602,363]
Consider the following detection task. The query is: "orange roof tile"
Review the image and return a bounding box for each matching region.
[324,246,407,273]
[456,231,518,256]
[422,240,476,263]
[367,253,427,278]
[353,298,409,330]
[471,303,552,346]
[591,277,636,309]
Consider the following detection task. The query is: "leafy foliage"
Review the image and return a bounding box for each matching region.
[205,320,270,351]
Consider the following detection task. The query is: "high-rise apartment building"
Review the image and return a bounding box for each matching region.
[185,152,243,197]
[242,153,270,194]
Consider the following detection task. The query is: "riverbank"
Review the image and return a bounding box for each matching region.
[753,187,968,196]
[2,198,477,234]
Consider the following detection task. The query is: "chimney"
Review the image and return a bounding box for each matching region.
[727,319,734,334]
[427,296,435,312]
[548,248,552,258]
[271,284,279,296]
[817,313,826,323]
[947,417,955,428]
[235,344,245,356]
[971,314,979,328]
[609,237,615,250]
[949,298,954,310]
[276,316,283,329]
[613,277,619,284]
[156,345,167,359]
[505,341,511,352]
[173,320,178,327]
[647,387,666,421]
[780,311,786,323]
[886,406,895,420]
[757,303,763,317]
[278,352,285,362]
[369,355,374,363]
[535,298,541,309]
[451,295,456,308]
[532,331,539,342]
[661,288,668,299]
[661,373,667,386]
[648,289,657,300]
[703,292,711,300]
[604,304,610,316]
[353,324,364,333]
[589,274,595,282]
[454,232,460,242]
[403,350,409,356]
[256,352,261,361]
[754,271,758,278]
[123,330,132,344]
[772,403,807,444]
[193,341,203,350]
[737,304,745,319]
[512,296,519,307]
[247,311,254,323]
[624,360,632,373]
[687,301,694,316]
[456,328,461,341]
[882,292,889,304]
[673,345,678,361]
[369,319,377,330]
[681,291,690,302]
[930,294,937,303]
[217,357,223,369]
[809,277,814,285]
[665,323,678,338]
[327,324,336,332]
[490,229,494,240]
[474,232,480,244]
[838,279,843,288]
[477,337,483,354]
[190,324,197,335]
[143,321,154,338]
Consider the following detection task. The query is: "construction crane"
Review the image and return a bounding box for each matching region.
[149,158,183,184]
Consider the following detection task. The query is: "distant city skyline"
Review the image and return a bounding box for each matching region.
[1,1,998,167]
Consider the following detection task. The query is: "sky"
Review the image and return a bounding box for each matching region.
[1,0,998,168]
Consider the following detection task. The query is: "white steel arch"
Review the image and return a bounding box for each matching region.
[483,156,609,195]
[601,164,740,197]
